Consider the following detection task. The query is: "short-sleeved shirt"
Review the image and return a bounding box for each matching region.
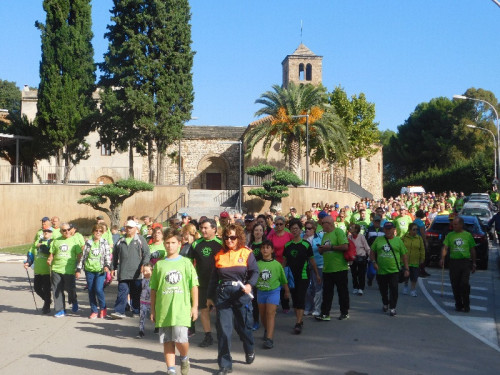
[267,230,293,265]
[49,236,83,274]
[250,241,263,261]
[283,239,313,280]
[443,231,476,260]
[150,256,199,328]
[371,236,408,275]
[84,240,104,272]
[321,228,349,273]
[33,238,52,275]
[354,218,371,236]
[256,259,288,291]
[395,215,413,237]
[188,237,222,286]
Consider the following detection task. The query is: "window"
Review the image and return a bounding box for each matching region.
[101,142,111,156]
[299,63,304,80]
[306,64,312,81]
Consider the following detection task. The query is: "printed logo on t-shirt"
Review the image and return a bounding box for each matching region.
[59,244,69,252]
[454,238,464,247]
[166,270,182,284]
[238,257,244,263]
[260,269,272,281]
[291,249,298,257]
[382,244,391,252]
[201,247,212,257]
[400,221,407,227]
[91,247,100,256]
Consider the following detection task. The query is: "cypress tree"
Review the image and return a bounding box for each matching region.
[36,0,96,183]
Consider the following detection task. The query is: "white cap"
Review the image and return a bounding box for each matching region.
[125,220,137,228]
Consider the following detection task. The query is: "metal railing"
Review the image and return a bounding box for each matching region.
[154,193,186,224]
[214,189,239,206]
[244,170,347,191]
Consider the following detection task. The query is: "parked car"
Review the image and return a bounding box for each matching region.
[425,215,489,270]
[467,197,497,212]
[400,185,426,195]
[459,202,494,238]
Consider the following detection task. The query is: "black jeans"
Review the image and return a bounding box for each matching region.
[376,273,399,309]
[34,274,51,304]
[449,258,471,309]
[350,257,368,290]
[321,270,349,315]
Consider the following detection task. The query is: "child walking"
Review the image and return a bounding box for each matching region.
[138,263,153,338]
[256,240,290,349]
[150,228,199,375]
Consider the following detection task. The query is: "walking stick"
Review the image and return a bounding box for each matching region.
[26,268,38,311]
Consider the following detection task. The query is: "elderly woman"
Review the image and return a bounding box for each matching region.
[149,227,166,266]
[76,224,112,319]
[207,224,259,375]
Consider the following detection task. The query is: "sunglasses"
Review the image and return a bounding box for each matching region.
[61,229,70,232]
[305,227,314,230]
[223,235,238,241]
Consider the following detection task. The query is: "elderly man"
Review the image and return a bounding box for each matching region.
[440,217,476,312]
[50,216,61,238]
[110,220,150,319]
[370,222,409,316]
[316,215,349,321]
[47,223,83,317]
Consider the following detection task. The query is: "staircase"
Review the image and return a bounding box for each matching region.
[178,189,239,219]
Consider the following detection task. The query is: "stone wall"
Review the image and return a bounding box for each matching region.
[0,184,187,248]
[345,145,383,199]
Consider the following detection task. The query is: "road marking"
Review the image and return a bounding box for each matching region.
[432,290,488,300]
[418,278,500,353]
[427,280,488,291]
[442,301,487,311]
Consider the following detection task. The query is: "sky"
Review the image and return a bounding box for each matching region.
[1,0,499,132]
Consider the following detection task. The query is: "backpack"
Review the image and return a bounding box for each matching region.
[344,238,357,262]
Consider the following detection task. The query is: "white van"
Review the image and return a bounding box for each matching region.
[400,186,426,195]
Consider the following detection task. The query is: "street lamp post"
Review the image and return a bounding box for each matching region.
[454,95,500,184]
[219,140,242,212]
[290,114,310,186]
[466,124,497,180]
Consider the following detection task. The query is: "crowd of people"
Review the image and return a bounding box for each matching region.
[23,190,484,375]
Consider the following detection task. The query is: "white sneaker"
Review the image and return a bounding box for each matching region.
[410,290,418,297]
[352,289,358,295]
[402,286,409,295]
[311,311,320,317]
[357,289,364,296]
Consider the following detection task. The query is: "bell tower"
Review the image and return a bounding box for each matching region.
[281,43,323,88]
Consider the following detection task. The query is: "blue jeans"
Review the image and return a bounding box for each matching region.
[305,267,323,314]
[114,279,142,314]
[86,271,106,313]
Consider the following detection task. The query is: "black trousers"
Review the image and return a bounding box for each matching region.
[350,257,368,290]
[34,274,51,304]
[449,258,471,309]
[321,270,349,315]
[376,273,399,309]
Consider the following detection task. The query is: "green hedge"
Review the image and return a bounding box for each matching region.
[384,153,494,197]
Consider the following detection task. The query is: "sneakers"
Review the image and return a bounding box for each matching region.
[72,302,79,313]
[252,322,260,331]
[89,312,98,319]
[137,331,145,338]
[216,368,233,375]
[42,301,51,315]
[402,286,409,295]
[180,358,190,375]
[99,308,107,319]
[315,314,331,321]
[382,305,388,313]
[352,289,359,295]
[245,352,255,364]
[338,313,350,320]
[303,310,311,316]
[410,290,418,297]
[198,333,213,347]
[167,370,176,375]
[311,311,320,317]
[110,312,126,319]
[357,289,364,296]
[263,337,274,349]
[54,310,65,318]
[293,321,303,334]
[389,309,397,316]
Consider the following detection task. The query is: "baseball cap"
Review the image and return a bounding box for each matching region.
[245,214,254,222]
[290,207,296,211]
[41,216,50,222]
[151,222,163,229]
[373,215,382,221]
[181,213,188,218]
[318,211,329,219]
[220,211,230,218]
[43,227,53,232]
[383,222,395,229]
[96,215,104,220]
[125,220,137,228]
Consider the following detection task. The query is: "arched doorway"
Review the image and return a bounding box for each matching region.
[197,155,229,190]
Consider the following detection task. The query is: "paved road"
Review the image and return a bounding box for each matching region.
[1,251,500,375]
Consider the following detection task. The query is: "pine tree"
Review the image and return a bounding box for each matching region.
[36,0,96,183]
[98,0,194,182]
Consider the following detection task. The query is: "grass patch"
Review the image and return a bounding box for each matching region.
[0,243,30,255]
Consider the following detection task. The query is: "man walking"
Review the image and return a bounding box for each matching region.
[440,217,476,312]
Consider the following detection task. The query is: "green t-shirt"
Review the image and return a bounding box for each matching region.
[73,232,85,247]
[371,236,408,275]
[33,238,52,275]
[443,231,476,260]
[150,256,199,328]
[321,228,349,273]
[395,215,412,237]
[150,243,166,260]
[49,236,83,274]
[354,218,370,236]
[85,240,104,272]
[256,259,288,291]
[335,220,348,235]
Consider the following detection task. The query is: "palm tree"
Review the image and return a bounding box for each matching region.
[245,82,347,176]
